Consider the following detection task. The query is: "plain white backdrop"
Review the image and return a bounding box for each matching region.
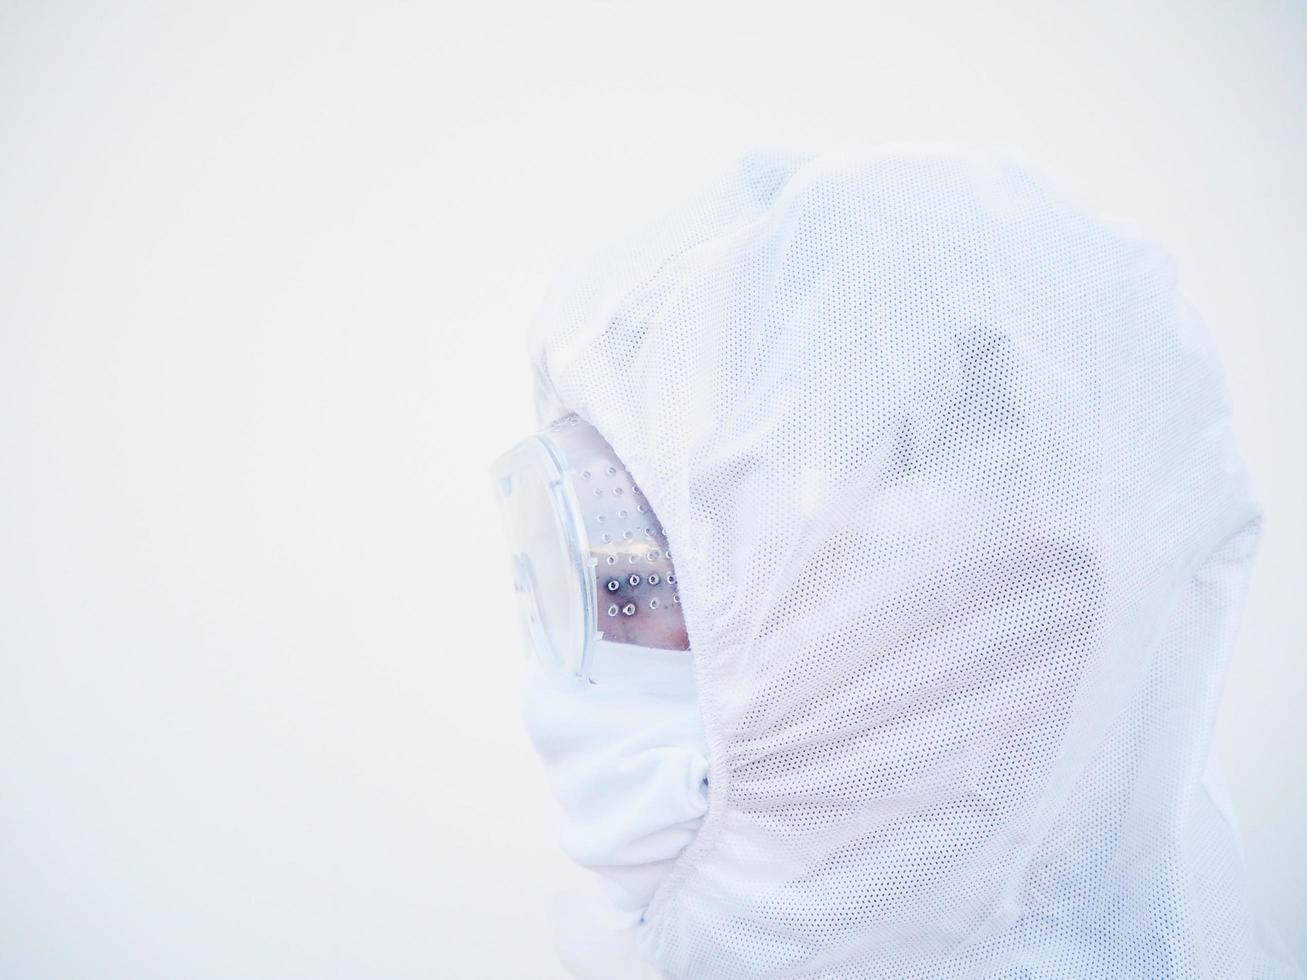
[1,2,1304,977]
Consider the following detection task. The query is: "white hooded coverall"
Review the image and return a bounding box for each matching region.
[526,146,1302,979]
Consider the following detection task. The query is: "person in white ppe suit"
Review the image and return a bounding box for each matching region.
[491,146,1303,979]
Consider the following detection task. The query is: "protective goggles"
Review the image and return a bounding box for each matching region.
[490,415,689,683]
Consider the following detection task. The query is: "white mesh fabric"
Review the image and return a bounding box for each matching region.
[528,146,1301,979]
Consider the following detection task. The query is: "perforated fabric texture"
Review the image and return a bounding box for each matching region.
[528,146,1301,979]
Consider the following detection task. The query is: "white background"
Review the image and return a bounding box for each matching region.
[2,2,1304,977]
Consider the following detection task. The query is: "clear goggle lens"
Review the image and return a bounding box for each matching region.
[489,414,687,682]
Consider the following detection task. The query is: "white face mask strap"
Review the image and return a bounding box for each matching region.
[584,640,696,695]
